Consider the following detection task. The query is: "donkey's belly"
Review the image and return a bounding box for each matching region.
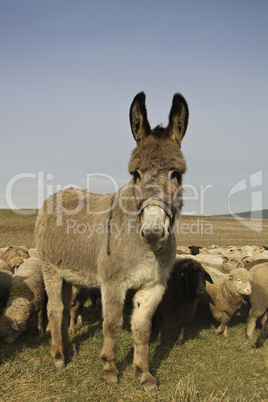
[51,262,102,288]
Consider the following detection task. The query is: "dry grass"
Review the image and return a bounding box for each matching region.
[0,209,268,400]
[0,302,268,401]
[0,209,267,249]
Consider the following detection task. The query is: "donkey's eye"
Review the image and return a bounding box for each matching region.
[170,170,181,182]
[133,170,142,182]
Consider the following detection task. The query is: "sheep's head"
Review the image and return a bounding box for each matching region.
[181,262,213,297]
[228,268,252,296]
[9,257,25,273]
[0,315,25,343]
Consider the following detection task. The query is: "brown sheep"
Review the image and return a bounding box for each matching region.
[2,246,30,273]
[244,259,268,271]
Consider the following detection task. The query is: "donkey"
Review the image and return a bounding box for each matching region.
[35,91,189,391]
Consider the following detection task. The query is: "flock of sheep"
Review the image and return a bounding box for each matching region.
[0,243,268,350]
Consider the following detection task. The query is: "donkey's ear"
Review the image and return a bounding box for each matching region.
[129,92,151,142]
[167,93,189,146]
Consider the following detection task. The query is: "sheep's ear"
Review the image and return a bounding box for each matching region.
[205,271,213,284]
[12,321,19,331]
[228,274,234,280]
[166,93,189,146]
[129,92,151,143]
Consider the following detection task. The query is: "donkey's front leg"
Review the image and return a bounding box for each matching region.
[100,283,126,384]
[131,283,166,392]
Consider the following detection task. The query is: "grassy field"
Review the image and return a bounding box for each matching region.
[0,209,268,401]
[0,209,267,249]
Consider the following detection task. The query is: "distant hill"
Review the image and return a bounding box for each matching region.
[216,209,268,220]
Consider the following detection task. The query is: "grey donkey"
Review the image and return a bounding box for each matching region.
[35,91,189,392]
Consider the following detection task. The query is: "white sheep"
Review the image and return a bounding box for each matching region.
[195,254,229,266]
[200,246,227,255]
[0,259,11,272]
[246,262,268,342]
[2,246,30,273]
[0,257,46,343]
[205,267,252,336]
[253,251,268,260]
[28,248,40,258]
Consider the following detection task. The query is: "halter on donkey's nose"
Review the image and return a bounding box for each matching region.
[138,197,174,250]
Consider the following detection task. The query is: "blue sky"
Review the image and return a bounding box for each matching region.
[1,0,267,215]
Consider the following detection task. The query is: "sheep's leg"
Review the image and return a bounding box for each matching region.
[175,324,184,345]
[42,263,66,369]
[76,313,83,325]
[69,300,80,334]
[223,325,229,337]
[261,311,268,326]
[76,299,87,325]
[131,283,166,392]
[100,283,126,384]
[69,285,82,334]
[90,291,101,320]
[215,318,229,336]
[37,308,45,338]
[255,317,268,348]
[246,308,258,338]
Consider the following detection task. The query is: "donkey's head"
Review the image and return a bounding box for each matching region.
[128,92,189,251]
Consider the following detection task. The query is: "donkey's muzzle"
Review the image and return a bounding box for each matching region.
[139,198,172,250]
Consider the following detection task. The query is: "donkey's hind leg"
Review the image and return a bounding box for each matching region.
[43,264,76,368]
[131,283,166,392]
[62,280,78,358]
[100,283,126,384]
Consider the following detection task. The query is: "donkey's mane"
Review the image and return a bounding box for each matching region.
[151,125,166,138]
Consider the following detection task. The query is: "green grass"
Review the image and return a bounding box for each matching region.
[0,301,267,401]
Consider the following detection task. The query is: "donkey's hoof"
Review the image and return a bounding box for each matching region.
[101,370,118,384]
[140,373,158,392]
[54,358,65,369]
